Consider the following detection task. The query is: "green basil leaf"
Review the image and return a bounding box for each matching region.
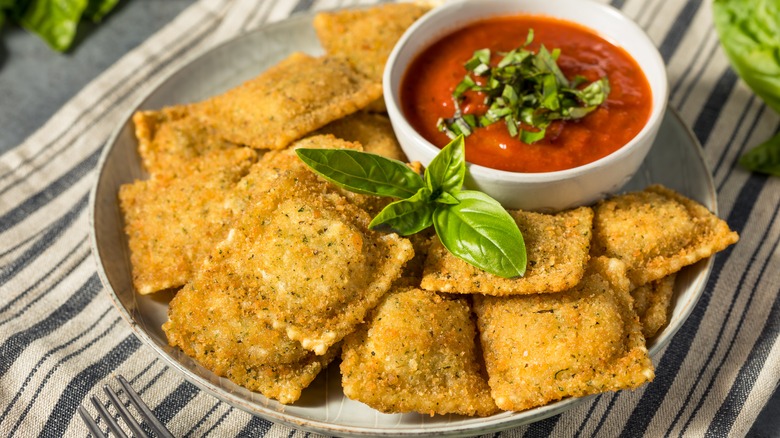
[576,77,611,107]
[739,130,780,176]
[465,48,491,74]
[296,148,424,198]
[523,28,535,47]
[19,0,89,52]
[535,45,569,88]
[435,191,460,205]
[433,190,526,278]
[441,29,609,142]
[369,188,435,236]
[541,74,560,111]
[714,0,780,114]
[521,128,546,144]
[424,135,466,194]
[453,75,476,98]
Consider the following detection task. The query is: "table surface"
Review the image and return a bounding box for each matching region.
[0,0,778,436]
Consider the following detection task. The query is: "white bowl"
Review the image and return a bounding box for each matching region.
[384,0,668,211]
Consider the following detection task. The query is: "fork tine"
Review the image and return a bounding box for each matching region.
[103,384,150,438]
[77,405,107,438]
[90,394,129,438]
[117,375,175,438]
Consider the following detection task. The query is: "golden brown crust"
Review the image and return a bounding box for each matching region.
[194,53,382,150]
[421,206,593,295]
[341,287,498,416]
[132,104,238,177]
[313,112,408,162]
[631,273,676,339]
[474,257,654,412]
[118,147,257,294]
[592,184,739,288]
[185,136,415,356]
[313,3,431,82]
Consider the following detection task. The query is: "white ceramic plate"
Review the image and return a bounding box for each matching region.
[89,11,715,437]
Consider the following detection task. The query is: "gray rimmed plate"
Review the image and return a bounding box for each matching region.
[88,11,715,437]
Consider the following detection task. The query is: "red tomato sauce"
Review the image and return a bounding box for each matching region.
[400,15,653,173]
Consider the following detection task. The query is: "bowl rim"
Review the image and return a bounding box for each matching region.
[383,0,670,183]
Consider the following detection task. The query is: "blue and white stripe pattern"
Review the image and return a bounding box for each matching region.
[1,0,777,436]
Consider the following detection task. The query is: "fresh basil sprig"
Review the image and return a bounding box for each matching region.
[438,29,610,143]
[295,136,527,278]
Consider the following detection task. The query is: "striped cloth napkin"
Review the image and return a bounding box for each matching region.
[1,0,777,436]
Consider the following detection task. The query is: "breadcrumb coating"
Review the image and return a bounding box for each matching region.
[592,184,739,288]
[313,3,431,82]
[314,112,408,162]
[631,273,676,339]
[194,52,382,150]
[474,257,654,412]
[118,147,257,294]
[341,287,497,416]
[421,206,593,295]
[132,104,238,177]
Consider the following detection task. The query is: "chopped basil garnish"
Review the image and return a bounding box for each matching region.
[296,136,527,278]
[437,29,610,143]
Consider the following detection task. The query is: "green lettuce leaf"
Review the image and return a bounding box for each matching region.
[713,0,780,113]
[9,0,119,52]
[19,0,89,52]
[714,0,780,176]
[739,131,780,177]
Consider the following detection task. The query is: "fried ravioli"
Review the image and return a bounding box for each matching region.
[224,136,350,215]
[474,257,654,412]
[132,104,238,177]
[119,147,257,294]
[314,112,408,161]
[631,273,676,339]
[421,206,593,295]
[194,52,382,150]
[163,231,338,405]
[592,184,739,288]
[313,3,431,82]
[341,287,497,416]
[205,145,414,355]
[226,134,390,217]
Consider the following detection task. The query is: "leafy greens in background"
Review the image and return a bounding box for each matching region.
[296,136,528,279]
[713,0,780,177]
[1,0,119,52]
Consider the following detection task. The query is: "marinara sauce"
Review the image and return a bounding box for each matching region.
[401,16,653,173]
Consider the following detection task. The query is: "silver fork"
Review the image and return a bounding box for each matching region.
[78,375,175,438]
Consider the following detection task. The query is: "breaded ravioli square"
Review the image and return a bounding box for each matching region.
[132,104,238,177]
[474,257,654,412]
[163,234,337,405]
[592,184,739,288]
[226,134,390,217]
[223,137,342,215]
[194,52,382,150]
[341,287,497,416]
[313,3,430,82]
[118,147,257,294]
[313,112,408,162]
[216,156,414,355]
[631,273,676,339]
[421,207,593,295]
